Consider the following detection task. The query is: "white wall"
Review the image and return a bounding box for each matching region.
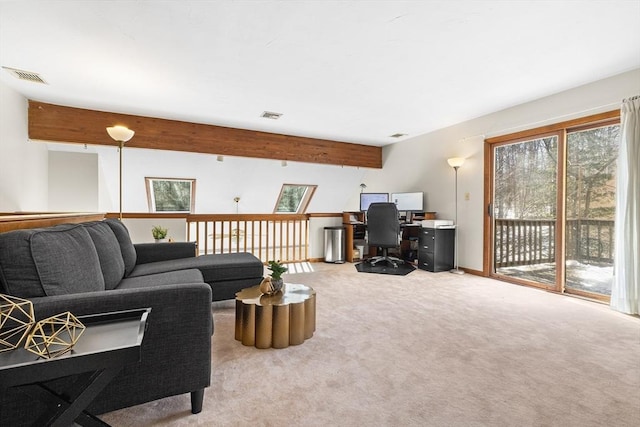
[309,216,343,259]
[354,68,640,272]
[122,218,188,243]
[0,81,48,211]
[46,143,369,214]
[48,151,98,212]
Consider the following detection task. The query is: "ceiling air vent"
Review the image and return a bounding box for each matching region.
[2,66,47,84]
[261,111,283,120]
[389,133,407,138]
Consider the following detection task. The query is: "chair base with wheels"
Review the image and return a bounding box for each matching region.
[368,247,404,268]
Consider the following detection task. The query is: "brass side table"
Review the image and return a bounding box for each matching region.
[235,284,316,349]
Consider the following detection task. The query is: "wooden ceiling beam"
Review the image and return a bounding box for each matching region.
[28,101,382,169]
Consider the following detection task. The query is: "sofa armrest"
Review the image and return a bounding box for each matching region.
[134,242,197,265]
[29,283,212,415]
[31,283,211,333]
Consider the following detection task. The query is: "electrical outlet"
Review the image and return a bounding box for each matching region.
[464,192,470,201]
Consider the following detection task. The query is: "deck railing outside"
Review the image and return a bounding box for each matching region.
[186,214,309,263]
[494,219,555,268]
[565,219,615,264]
[494,218,614,268]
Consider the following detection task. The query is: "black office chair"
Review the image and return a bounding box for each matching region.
[366,202,404,268]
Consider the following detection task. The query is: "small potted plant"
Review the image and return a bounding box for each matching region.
[267,260,288,292]
[152,225,168,243]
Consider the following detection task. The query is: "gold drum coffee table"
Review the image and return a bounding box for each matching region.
[235,283,316,349]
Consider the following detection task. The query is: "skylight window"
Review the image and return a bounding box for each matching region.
[145,177,196,213]
[274,184,317,214]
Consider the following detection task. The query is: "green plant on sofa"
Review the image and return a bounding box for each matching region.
[152,225,168,241]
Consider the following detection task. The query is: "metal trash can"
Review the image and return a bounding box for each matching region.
[324,226,345,263]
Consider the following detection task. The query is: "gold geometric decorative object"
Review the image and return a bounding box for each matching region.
[25,311,86,359]
[0,294,35,353]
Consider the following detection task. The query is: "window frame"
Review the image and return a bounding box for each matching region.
[273,184,317,214]
[145,177,196,213]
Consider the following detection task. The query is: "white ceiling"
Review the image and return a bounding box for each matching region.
[1,0,639,147]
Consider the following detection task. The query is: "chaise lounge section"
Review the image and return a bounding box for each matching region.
[130,244,265,301]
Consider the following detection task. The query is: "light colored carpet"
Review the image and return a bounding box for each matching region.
[102,263,640,426]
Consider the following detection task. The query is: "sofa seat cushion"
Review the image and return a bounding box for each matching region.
[210,277,264,301]
[129,253,264,283]
[83,221,125,290]
[117,269,204,290]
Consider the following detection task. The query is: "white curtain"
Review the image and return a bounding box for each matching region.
[610,96,640,314]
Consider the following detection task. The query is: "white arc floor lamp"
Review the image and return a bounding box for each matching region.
[447,157,465,274]
[106,125,135,221]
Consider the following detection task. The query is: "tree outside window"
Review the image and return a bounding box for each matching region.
[145,177,196,213]
[274,184,317,213]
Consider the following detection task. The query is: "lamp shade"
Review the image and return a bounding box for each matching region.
[447,157,465,168]
[106,126,135,142]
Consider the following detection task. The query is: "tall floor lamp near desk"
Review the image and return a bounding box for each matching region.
[447,157,465,274]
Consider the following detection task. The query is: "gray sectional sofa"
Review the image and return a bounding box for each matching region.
[0,219,264,425]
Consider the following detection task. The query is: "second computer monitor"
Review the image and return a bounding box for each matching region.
[391,192,424,212]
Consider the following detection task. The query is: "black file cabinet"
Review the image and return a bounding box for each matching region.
[418,227,455,272]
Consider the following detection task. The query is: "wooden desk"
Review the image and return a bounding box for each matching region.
[400,223,421,262]
[342,212,369,262]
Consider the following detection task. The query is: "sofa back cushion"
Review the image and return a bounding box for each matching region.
[83,221,125,290]
[31,224,105,295]
[105,219,137,276]
[0,228,45,297]
[0,224,105,297]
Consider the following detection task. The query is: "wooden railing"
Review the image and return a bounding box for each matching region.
[566,219,615,264]
[494,219,555,268]
[186,214,309,263]
[0,212,106,233]
[494,218,614,268]
[3,212,322,263]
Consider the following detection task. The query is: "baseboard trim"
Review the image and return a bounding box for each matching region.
[461,267,484,276]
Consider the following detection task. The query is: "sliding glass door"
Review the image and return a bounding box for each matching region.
[565,124,619,297]
[487,113,620,300]
[492,135,559,290]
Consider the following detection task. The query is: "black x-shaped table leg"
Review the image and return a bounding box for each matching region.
[17,366,122,427]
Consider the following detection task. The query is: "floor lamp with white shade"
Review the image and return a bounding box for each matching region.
[447,157,465,274]
[106,125,135,221]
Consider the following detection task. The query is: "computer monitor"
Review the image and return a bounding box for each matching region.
[360,193,389,212]
[391,192,424,212]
